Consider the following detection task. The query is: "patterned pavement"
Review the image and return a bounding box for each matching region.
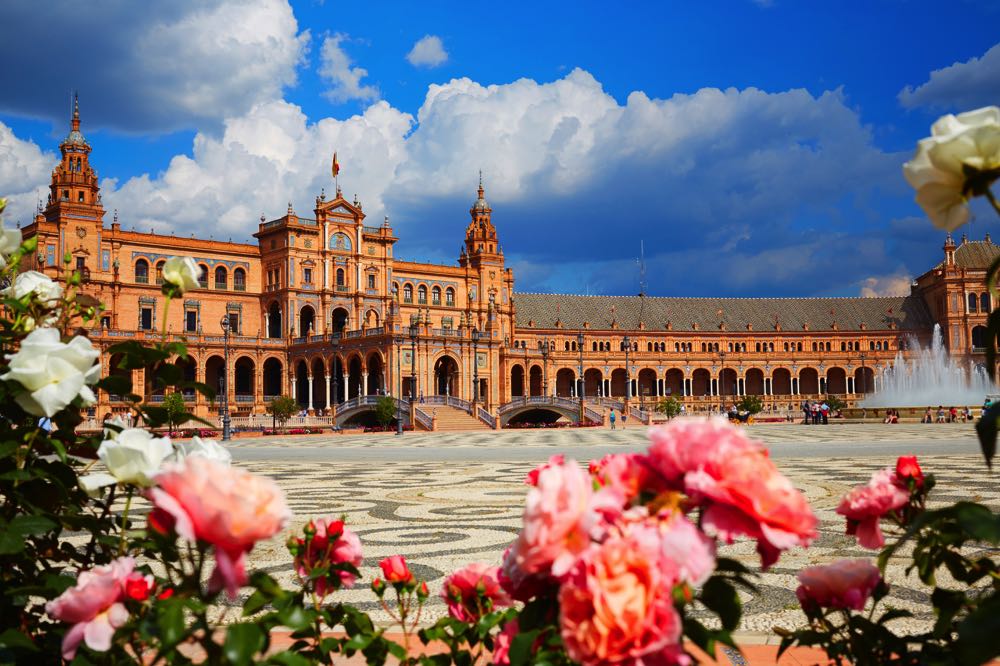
[224,424,997,635]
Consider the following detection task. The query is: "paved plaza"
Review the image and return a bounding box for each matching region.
[220,422,996,636]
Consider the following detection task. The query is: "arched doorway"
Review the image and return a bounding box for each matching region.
[772,368,792,395]
[719,368,738,399]
[555,368,575,397]
[529,364,543,396]
[692,368,711,396]
[365,309,379,329]
[177,357,196,401]
[826,367,847,394]
[610,369,627,397]
[664,369,684,397]
[332,307,349,335]
[638,369,657,402]
[263,358,283,399]
[366,353,384,395]
[348,356,363,399]
[234,357,255,403]
[299,306,315,336]
[205,356,225,400]
[434,356,459,396]
[295,360,309,408]
[584,369,602,397]
[329,356,345,403]
[311,358,326,410]
[267,302,281,338]
[854,367,874,394]
[745,368,765,395]
[511,365,525,398]
[799,368,820,395]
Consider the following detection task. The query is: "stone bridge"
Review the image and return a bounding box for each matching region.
[496,396,603,428]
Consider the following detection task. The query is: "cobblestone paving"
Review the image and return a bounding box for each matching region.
[229,422,979,449]
[228,432,996,634]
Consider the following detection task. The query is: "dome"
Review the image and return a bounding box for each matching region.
[473,194,489,211]
[63,129,89,147]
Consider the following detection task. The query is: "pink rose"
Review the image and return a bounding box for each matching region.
[149,458,290,598]
[657,513,716,587]
[593,453,667,504]
[379,555,413,584]
[294,517,363,597]
[796,559,882,611]
[647,417,757,488]
[45,557,135,661]
[895,456,924,488]
[836,468,909,549]
[440,562,511,622]
[492,618,519,666]
[511,457,621,578]
[499,543,556,602]
[559,525,689,666]
[525,454,565,486]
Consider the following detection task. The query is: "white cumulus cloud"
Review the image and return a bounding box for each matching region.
[859,274,913,298]
[0,121,57,225]
[319,34,380,103]
[0,0,309,132]
[406,35,448,68]
[899,42,1000,111]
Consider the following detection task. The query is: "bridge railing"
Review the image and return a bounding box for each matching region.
[477,406,496,429]
[497,395,585,416]
[630,407,651,424]
[582,405,604,424]
[414,407,434,430]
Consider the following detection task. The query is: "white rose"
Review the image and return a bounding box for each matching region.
[79,428,174,494]
[172,436,231,465]
[4,270,63,306]
[161,256,200,293]
[102,415,128,440]
[1,328,100,417]
[903,106,1000,231]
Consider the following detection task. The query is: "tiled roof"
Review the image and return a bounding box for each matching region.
[512,293,933,333]
[953,240,1000,269]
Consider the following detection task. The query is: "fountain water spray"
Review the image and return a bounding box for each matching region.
[861,324,995,408]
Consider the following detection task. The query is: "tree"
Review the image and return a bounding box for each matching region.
[737,395,764,415]
[825,395,846,412]
[374,395,396,426]
[162,392,187,431]
[656,396,683,418]
[267,395,298,427]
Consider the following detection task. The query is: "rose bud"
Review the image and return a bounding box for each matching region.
[379,555,414,584]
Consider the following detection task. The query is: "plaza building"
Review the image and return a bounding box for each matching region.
[18,103,993,428]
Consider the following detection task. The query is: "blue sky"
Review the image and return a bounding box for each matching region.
[0,0,998,298]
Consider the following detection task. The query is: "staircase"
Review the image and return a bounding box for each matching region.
[427,404,492,431]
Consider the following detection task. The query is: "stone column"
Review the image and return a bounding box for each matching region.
[291,373,297,401]
[343,372,349,400]
[307,374,314,411]
[325,374,331,410]
[264,312,269,337]
[362,372,368,397]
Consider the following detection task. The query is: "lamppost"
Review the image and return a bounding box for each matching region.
[523,342,529,400]
[577,331,585,420]
[219,314,232,441]
[472,328,481,404]
[622,335,631,409]
[409,314,420,402]
[717,349,727,407]
[859,352,868,395]
[396,334,403,436]
[539,340,550,396]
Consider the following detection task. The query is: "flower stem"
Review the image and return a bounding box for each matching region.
[161,295,172,339]
[119,488,134,555]
[985,188,1000,218]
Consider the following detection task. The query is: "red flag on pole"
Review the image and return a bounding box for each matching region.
[331,152,340,179]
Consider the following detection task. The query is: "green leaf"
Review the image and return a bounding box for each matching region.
[266,652,312,666]
[975,397,1000,469]
[159,598,186,645]
[957,595,1000,665]
[0,628,38,652]
[508,629,541,666]
[9,514,57,535]
[0,531,25,555]
[224,623,265,666]
[278,605,312,632]
[243,590,269,616]
[699,577,742,632]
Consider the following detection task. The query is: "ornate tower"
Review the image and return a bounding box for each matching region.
[460,174,502,269]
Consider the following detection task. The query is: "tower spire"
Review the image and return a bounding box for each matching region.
[72,92,80,132]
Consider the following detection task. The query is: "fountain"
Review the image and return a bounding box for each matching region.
[860,324,996,409]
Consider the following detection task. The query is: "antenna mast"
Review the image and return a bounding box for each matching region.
[637,240,648,297]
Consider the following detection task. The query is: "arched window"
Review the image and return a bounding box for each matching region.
[825,341,831,351]
[155,261,165,285]
[571,341,577,351]
[592,342,598,352]
[768,342,774,352]
[198,264,208,288]
[233,268,246,291]
[336,268,345,287]
[418,285,427,304]
[403,284,413,303]
[565,341,570,351]
[982,292,991,313]
[796,342,803,352]
[135,259,149,284]
[432,286,441,305]
[969,293,978,313]
[972,325,987,349]
[445,288,455,307]
[215,266,227,290]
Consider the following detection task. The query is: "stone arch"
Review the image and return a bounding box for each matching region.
[177,356,197,401]
[434,355,460,396]
[556,368,575,397]
[610,368,627,397]
[854,366,874,394]
[263,357,283,398]
[799,367,820,395]
[692,368,711,396]
[329,355,345,403]
[583,368,603,397]
[366,351,385,394]
[294,359,309,407]
[267,301,282,338]
[205,355,226,398]
[331,307,349,335]
[637,368,657,401]
[299,305,316,336]
[772,368,792,395]
[745,368,765,395]
[826,367,847,394]
[234,356,255,398]
[664,368,684,397]
[529,364,543,396]
[719,368,738,399]
[311,357,326,409]
[347,355,364,399]
[365,308,380,329]
[510,364,525,398]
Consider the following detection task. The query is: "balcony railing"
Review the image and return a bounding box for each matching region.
[135,275,149,284]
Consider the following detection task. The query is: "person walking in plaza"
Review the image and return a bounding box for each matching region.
[609,408,616,429]
[620,409,627,429]
[820,401,829,425]
[802,400,811,425]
